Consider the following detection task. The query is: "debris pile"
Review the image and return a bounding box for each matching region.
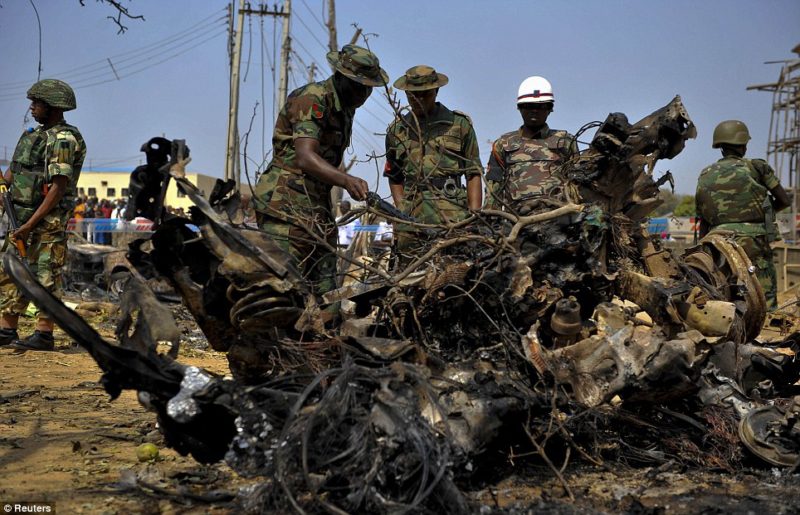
[8,96,800,512]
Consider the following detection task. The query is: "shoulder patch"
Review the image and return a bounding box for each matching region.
[311,103,324,119]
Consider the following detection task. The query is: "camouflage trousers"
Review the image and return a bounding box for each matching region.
[257,214,338,296]
[733,234,777,309]
[395,188,469,254]
[0,214,68,317]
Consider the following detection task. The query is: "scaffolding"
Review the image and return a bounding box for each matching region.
[748,44,800,241]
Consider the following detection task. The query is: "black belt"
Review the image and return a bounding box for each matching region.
[413,176,464,194]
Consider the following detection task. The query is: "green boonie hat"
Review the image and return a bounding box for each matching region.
[326,45,388,87]
[712,120,750,148]
[394,65,449,92]
[26,79,77,111]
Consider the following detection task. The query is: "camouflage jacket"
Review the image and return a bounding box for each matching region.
[485,124,575,207]
[696,156,780,234]
[9,120,86,223]
[384,103,482,224]
[255,76,354,224]
[384,103,482,186]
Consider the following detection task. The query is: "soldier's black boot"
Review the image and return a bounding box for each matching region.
[11,330,55,351]
[0,328,19,346]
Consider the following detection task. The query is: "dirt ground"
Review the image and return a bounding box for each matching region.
[2,301,800,514]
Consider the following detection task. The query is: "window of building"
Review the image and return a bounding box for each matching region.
[121,188,129,198]
[87,187,96,197]
[107,188,116,198]
[177,190,186,198]
[78,187,85,196]
[101,181,108,187]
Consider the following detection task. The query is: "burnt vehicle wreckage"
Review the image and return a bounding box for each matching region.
[7,97,800,512]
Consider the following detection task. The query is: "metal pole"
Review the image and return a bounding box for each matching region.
[225,0,246,186]
[327,0,337,53]
[308,62,316,83]
[277,0,292,112]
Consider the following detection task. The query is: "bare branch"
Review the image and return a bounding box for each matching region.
[78,0,145,34]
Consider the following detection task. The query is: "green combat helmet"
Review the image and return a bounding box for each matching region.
[712,119,750,148]
[26,79,77,111]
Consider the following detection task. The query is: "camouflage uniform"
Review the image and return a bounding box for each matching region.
[696,155,781,308]
[254,76,349,294]
[254,45,387,295]
[485,124,576,211]
[0,121,86,315]
[384,102,483,250]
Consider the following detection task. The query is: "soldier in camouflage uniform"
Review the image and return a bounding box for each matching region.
[486,76,576,213]
[254,45,387,297]
[696,120,790,309]
[384,65,483,254]
[0,79,86,351]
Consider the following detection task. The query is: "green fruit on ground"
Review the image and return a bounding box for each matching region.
[136,443,159,462]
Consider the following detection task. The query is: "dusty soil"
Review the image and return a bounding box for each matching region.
[2,304,800,514]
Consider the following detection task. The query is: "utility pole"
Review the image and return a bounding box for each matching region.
[277,0,292,112]
[349,27,362,45]
[226,1,290,188]
[225,0,246,185]
[326,0,346,213]
[326,0,337,52]
[308,62,316,82]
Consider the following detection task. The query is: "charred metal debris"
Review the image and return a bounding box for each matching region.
[8,96,800,513]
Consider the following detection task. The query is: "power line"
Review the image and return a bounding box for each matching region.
[27,0,42,81]
[0,28,227,101]
[293,11,329,53]
[299,0,328,32]
[0,9,227,90]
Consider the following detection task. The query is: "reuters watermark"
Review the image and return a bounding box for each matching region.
[2,503,54,514]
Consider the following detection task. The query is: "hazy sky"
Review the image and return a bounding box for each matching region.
[1,0,798,197]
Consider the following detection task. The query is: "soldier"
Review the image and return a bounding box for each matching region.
[254,45,387,296]
[486,76,576,212]
[0,79,86,351]
[384,65,483,253]
[696,120,790,309]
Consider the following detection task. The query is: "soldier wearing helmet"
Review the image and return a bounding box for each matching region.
[696,120,790,309]
[0,79,86,351]
[384,65,483,255]
[254,45,386,298]
[486,76,576,213]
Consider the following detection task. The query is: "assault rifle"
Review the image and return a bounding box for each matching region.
[0,184,26,258]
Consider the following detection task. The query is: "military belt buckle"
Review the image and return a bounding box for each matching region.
[442,177,459,197]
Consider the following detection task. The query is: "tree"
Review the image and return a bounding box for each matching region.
[79,0,145,34]
[672,195,696,217]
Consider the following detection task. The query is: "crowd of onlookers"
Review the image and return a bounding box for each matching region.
[71,197,128,244]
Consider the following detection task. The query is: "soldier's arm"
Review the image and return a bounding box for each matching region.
[484,139,506,206]
[384,127,405,208]
[389,182,405,209]
[461,122,483,210]
[753,159,791,212]
[290,92,368,200]
[770,185,791,212]
[295,138,368,200]
[17,175,68,233]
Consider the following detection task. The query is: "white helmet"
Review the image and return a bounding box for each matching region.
[517,76,554,105]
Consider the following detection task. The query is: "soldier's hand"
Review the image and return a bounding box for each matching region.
[12,223,32,243]
[343,176,369,201]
